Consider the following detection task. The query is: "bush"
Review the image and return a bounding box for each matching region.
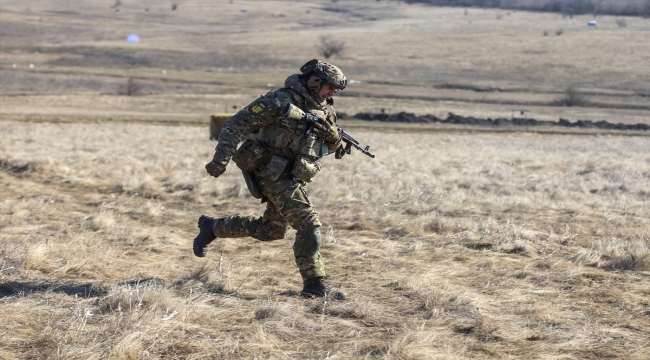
[615,18,627,28]
[558,87,588,107]
[318,36,345,59]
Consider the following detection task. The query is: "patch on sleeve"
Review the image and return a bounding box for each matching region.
[250,101,268,114]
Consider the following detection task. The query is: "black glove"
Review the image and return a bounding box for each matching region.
[312,116,340,143]
[205,161,226,178]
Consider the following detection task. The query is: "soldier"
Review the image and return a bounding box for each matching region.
[193,59,348,300]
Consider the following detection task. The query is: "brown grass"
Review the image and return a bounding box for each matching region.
[1,0,649,124]
[1,120,649,359]
[1,1,649,358]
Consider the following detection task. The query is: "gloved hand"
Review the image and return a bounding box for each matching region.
[205,161,226,178]
[312,117,340,143]
[303,112,322,124]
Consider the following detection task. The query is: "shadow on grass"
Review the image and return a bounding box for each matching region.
[0,281,107,299]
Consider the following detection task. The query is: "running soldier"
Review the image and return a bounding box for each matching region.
[194,60,348,300]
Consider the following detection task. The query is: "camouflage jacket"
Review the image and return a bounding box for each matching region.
[211,74,341,179]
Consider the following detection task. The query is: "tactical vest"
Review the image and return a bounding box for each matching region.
[257,88,328,155]
[234,88,330,183]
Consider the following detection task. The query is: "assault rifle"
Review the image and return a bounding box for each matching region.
[283,103,375,159]
[336,127,375,159]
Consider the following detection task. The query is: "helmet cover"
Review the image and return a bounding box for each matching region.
[300,59,347,90]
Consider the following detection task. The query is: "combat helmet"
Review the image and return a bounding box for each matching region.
[300,59,347,92]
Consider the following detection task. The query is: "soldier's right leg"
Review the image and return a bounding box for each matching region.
[193,203,288,257]
[212,203,288,241]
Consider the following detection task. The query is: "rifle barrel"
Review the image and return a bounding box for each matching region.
[336,126,375,158]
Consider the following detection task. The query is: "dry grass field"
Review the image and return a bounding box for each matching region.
[1,120,649,359]
[1,0,649,123]
[1,0,650,359]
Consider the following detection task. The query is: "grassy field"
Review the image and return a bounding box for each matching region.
[1,0,649,359]
[1,0,649,123]
[1,121,649,359]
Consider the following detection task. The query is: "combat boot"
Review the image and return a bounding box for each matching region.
[301,277,347,300]
[193,215,217,257]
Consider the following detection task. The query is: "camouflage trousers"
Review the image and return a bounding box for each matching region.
[211,175,325,280]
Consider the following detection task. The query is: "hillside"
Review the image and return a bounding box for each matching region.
[1,0,649,124]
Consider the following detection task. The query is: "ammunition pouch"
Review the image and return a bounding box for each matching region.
[259,155,290,181]
[233,139,267,171]
[291,134,325,182]
[292,155,321,182]
[234,137,294,183]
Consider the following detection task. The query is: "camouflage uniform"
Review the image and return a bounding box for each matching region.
[201,61,346,281]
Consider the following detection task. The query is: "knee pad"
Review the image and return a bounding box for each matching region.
[293,225,322,256]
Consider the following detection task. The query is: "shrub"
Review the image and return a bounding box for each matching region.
[558,87,588,107]
[318,36,345,59]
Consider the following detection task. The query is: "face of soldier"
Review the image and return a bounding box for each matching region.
[318,83,338,100]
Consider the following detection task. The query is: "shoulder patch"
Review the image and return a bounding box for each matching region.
[250,101,268,114]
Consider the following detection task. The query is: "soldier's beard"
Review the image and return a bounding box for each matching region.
[308,86,326,103]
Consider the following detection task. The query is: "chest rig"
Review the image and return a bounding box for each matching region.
[257,89,329,158]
